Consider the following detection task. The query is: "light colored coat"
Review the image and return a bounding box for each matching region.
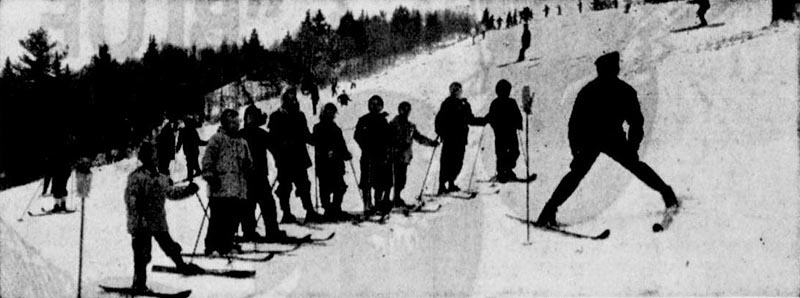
[202,127,252,199]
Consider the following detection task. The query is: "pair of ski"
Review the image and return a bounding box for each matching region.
[507,206,681,240]
[100,285,191,298]
[27,207,77,217]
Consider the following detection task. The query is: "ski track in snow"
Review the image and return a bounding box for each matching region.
[2,0,799,296]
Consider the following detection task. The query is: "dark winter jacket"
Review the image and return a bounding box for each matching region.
[355,112,391,161]
[389,116,437,164]
[568,76,643,151]
[435,96,486,145]
[267,108,312,169]
[156,124,176,162]
[312,120,351,176]
[239,125,271,178]
[485,96,523,146]
[201,127,252,199]
[124,166,195,233]
[176,126,206,157]
[521,28,531,48]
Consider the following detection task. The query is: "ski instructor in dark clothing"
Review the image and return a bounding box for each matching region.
[435,82,486,195]
[536,52,678,227]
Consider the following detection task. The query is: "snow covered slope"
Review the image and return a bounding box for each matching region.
[1,0,797,296]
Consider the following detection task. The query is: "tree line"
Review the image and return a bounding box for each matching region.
[0,6,475,189]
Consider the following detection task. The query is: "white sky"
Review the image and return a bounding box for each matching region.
[0,0,542,68]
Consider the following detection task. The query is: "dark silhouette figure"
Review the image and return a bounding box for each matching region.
[435,82,486,194]
[536,52,678,227]
[557,5,562,16]
[497,17,503,29]
[506,12,513,28]
[355,95,393,215]
[156,119,177,175]
[389,102,438,206]
[518,23,531,62]
[176,114,207,181]
[689,0,711,26]
[337,90,351,106]
[331,77,339,97]
[313,103,353,220]
[268,88,321,223]
[483,80,523,182]
[544,5,550,18]
[239,106,288,242]
[578,0,583,13]
[301,76,321,115]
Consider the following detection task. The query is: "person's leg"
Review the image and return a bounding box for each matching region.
[439,142,452,193]
[153,232,184,266]
[331,174,347,214]
[606,146,678,208]
[204,197,223,254]
[393,161,408,202]
[294,169,320,220]
[275,171,296,223]
[518,47,526,62]
[537,149,599,224]
[186,154,199,180]
[240,194,258,239]
[131,232,152,290]
[257,180,283,236]
[360,157,374,211]
[449,144,466,190]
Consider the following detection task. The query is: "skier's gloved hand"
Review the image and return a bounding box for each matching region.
[432,140,440,147]
[186,182,199,194]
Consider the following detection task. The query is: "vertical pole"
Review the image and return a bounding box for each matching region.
[77,194,85,298]
[525,116,530,244]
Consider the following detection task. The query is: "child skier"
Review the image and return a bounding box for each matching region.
[483,79,525,183]
[313,103,353,220]
[389,101,439,206]
[125,142,202,291]
[354,95,393,215]
[176,114,207,181]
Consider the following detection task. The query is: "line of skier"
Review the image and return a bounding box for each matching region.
[27,49,684,294]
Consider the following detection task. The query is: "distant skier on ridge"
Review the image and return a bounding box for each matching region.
[536,52,678,227]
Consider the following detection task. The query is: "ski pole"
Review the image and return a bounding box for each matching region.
[466,125,489,192]
[415,137,440,203]
[17,179,44,222]
[189,192,208,259]
[524,115,531,245]
[75,159,92,298]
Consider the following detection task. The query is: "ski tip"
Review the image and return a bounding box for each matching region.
[597,229,611,239]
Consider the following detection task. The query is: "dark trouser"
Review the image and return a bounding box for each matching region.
[698,5,709,25]
[132,231,184,288]
[318,168,347,214]
[392,161,409,199]
[360,156,391,210]
[275,167,314,216]
[51,167,70,199]
[204,197,243,254]
[518,46,529,62]
[439,141,466,186]
[42,173,52,195]
[540,143,672,216]
[158,157,172,175]
[185,153,200,181]
[495,134,520,178]
[241,177,280,237]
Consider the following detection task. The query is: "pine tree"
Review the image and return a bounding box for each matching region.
[17,27,65,82]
